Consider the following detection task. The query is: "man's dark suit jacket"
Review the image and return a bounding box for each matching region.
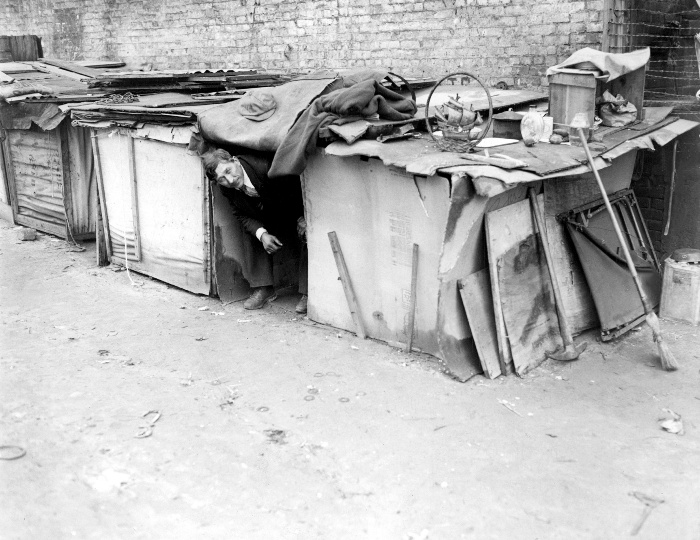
[219,153,304,241]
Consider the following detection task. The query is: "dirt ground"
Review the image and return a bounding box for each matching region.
[1,218,699,540]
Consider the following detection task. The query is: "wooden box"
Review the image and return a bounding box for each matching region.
[548,67,646,127]
[660,258,700,326]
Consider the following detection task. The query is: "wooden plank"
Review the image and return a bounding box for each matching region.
[57,122,75,242]
[39,58,101,78]
[95,193,109,266]
[201,164,211,289]
[405,243,419,352]
[485,212,513,371]
[91,131,112,257]
[486,196,561,376]
[0,70,14,83]
[328,231,366,339]
[126,135,142,261]
[459,269,502,379]
[15,214,65,237]
[32,62,89,82]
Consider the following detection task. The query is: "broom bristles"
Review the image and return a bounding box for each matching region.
[646,311,679,371]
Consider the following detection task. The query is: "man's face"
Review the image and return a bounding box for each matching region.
[214,159,245,190]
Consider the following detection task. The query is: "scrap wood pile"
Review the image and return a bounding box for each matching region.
[87,69,292,95]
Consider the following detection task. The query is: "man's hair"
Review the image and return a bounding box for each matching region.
[202,148,233,180]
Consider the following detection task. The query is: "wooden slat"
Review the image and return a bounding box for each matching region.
[127,135,142,261]
[485,213,513,370]
[39,58,101,78]
[405,243,419,352]
[328,231,366,339]
[459,269,502,379]
[57,122,74,240]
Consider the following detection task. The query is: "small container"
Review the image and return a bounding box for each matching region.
[660,248,700,325]
[568,112,590,146]
[520,105,545,146]
[492,108,523,139]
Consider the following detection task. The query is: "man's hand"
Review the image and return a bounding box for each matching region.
[297,217,307,239]
[261,232,283,254]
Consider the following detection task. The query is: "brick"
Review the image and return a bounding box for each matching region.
[0,0,604,87]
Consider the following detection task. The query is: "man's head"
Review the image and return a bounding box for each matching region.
[202,149,245,190]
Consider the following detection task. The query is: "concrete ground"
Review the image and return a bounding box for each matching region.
[1,218,699,540]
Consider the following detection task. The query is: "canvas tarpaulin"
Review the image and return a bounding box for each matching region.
[268,79,418,177]
[197,77,338,152]
[546,47,650,82]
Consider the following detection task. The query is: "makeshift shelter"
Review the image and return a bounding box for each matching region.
[302,98,697,381]
[0,60,104,238]
[71,94,224,294]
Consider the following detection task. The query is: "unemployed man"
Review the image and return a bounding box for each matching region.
[203,149,308,313]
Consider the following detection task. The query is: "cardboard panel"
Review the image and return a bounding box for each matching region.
[96,132,139,261]
[132,137,209,294]
[304,153,449,355]
[96,129,210,294]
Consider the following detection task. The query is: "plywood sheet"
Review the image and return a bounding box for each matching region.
[486,196,561,375]
[459,269,501,379]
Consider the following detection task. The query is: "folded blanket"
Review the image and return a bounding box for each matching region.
[268,79,417,178]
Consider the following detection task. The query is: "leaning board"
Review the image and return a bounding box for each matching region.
[459,269,502,379]
[486,195,562,375]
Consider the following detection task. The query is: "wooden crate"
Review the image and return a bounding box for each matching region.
[548,66,646,127]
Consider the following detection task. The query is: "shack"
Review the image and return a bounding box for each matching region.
[0,60,104,239]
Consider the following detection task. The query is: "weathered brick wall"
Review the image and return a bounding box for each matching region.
[0,0,604,87]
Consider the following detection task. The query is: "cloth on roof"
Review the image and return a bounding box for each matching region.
[0,102,66,131]
[197,77,338,152]
[546,47,650,82]
[268,79,417,178]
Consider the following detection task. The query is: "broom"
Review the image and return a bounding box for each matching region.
[578,128,678,371]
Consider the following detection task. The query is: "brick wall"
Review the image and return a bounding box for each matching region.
[0,0,604,87]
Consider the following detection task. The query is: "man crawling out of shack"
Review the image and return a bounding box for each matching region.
[203,149,308,314]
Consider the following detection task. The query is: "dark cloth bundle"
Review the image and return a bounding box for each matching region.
[269,79,417,178]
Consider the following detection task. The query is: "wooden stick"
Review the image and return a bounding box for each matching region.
[90,131,112,257]
[406,243,419,352]
[328,231,366,339]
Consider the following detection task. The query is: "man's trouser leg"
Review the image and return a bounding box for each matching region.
[241,231,273,288]
[298,240,308,295]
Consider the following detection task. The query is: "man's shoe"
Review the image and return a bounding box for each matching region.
[244,286,276,310]
[295,294,308,314]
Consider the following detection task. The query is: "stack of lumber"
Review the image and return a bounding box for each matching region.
[88,69,291,94]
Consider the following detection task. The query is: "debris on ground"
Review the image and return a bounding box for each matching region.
[198,306,209,311]
[0,445,26,460]
[658,409,684,435]
[629,491,664,536]
[135,410,162,438]
[498,399,522,417]
[264,429,287,445]
[16,227,36,241]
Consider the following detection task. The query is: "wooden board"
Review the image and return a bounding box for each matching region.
[459,270,502,379]
[486,196,561,375]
